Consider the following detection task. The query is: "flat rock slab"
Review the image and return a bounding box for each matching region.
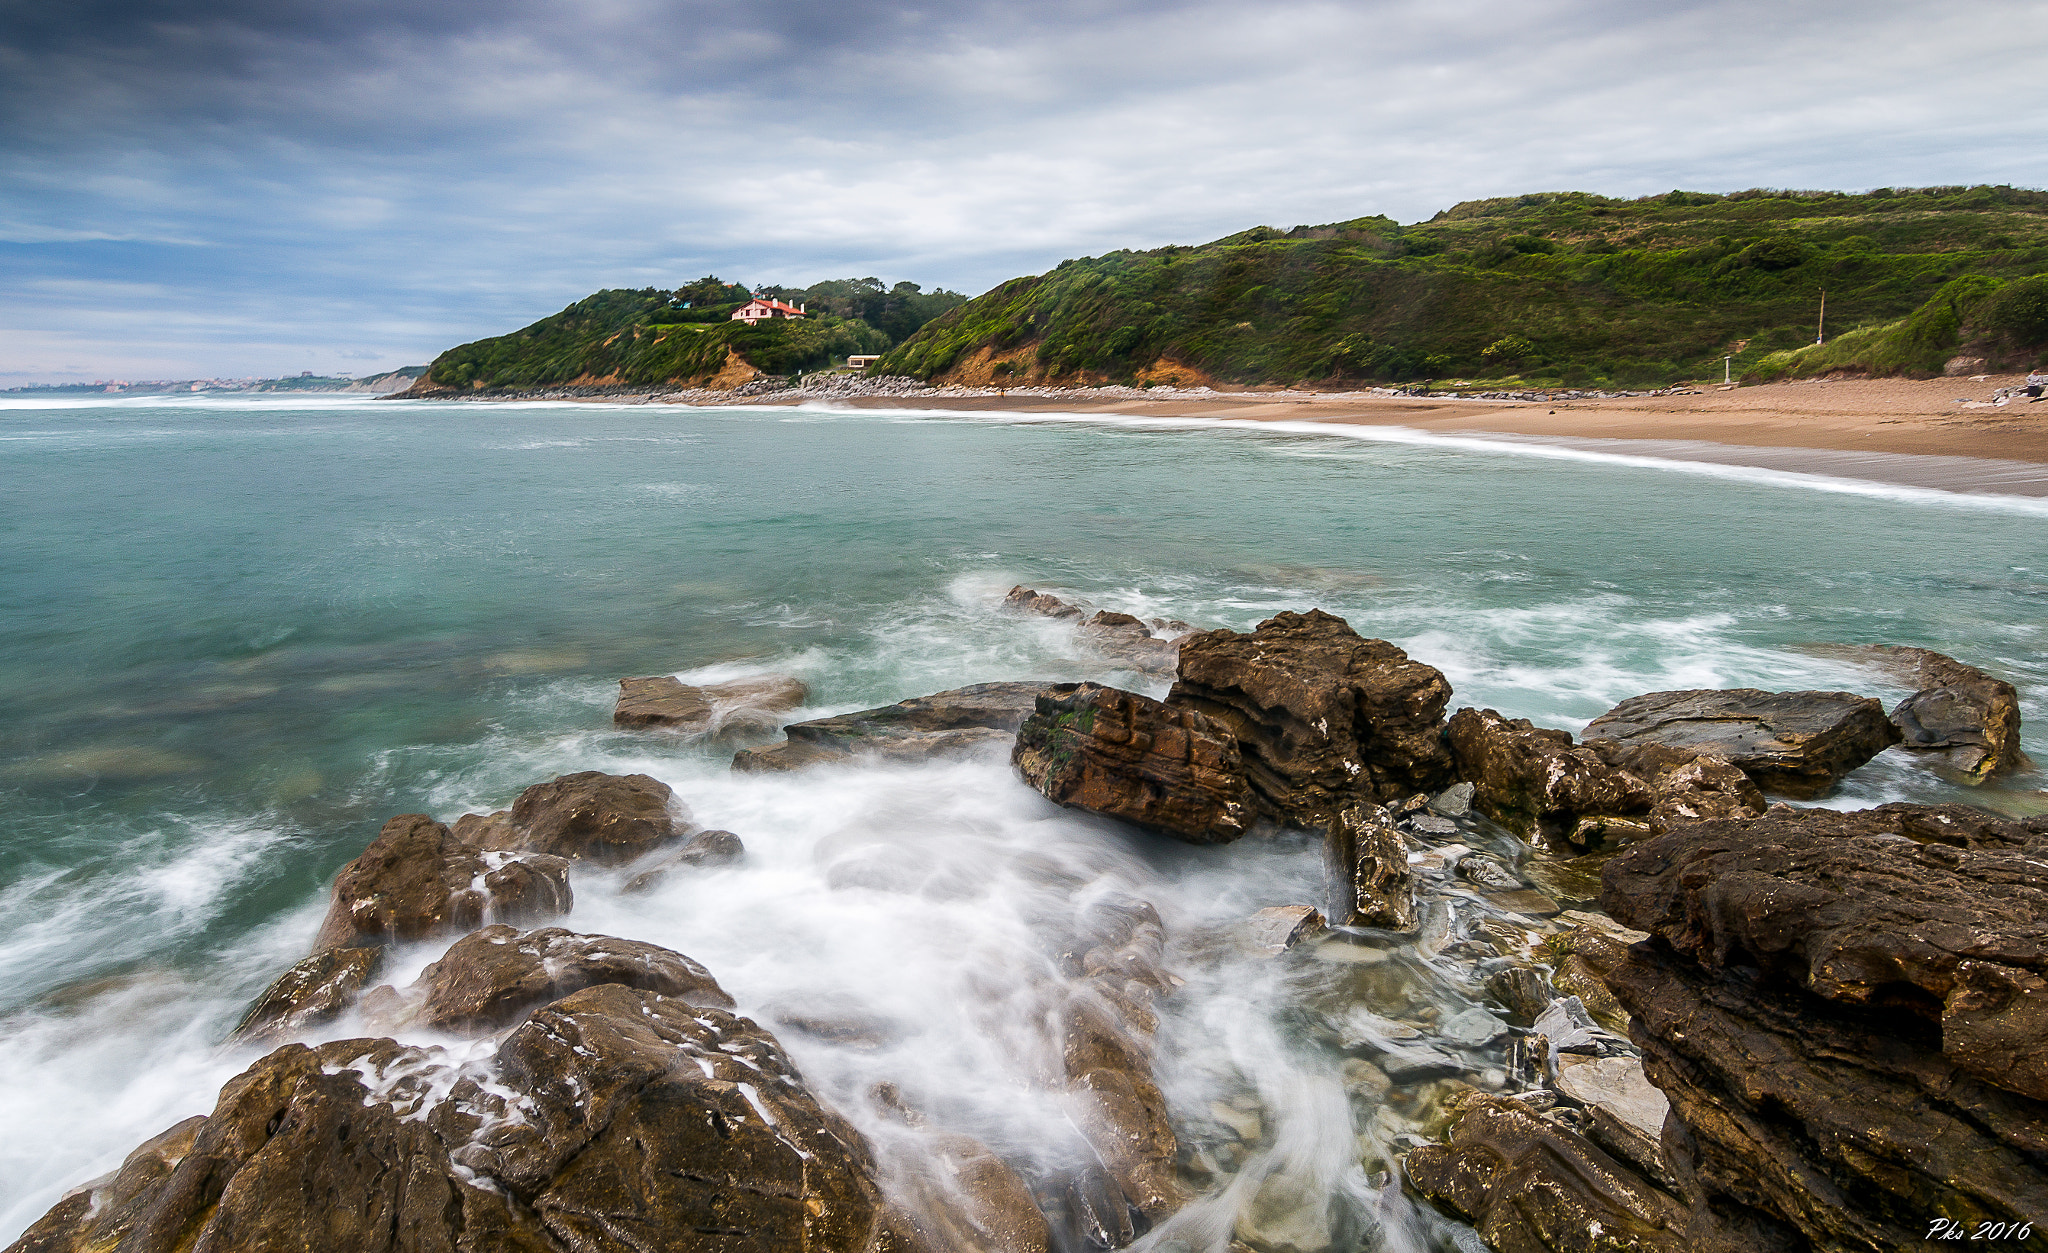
[613,673,808,734]
[733,681,1047,772]
[1584,687,1900,798]
[1013,682,1254,844]
[1866,645,2027,783]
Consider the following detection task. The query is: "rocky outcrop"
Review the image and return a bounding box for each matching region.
[1002,587,1190,675]
[15,959,885,1253]
[1589,803,2048,1251]
[311,813,571,951]
[399,924,735,1033]
[1445,708,1764,848]
[1869,645,2027,782]
[1012,683,1254,845]
[230,946,383,1043]
[1405,1094,1798,1253]
[733,682,1046,772]
[1003,585,1085,620]
[455,769,691,865]
[1582,687,1901,798]
[613,673,808,734]
[1602,802,2048,1099]
[1166,609,1455,818]
[1322,802,1414,930]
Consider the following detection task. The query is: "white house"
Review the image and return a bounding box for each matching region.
[731,295,807,324]
[846,355,882,368]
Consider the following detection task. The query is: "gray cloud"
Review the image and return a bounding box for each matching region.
[2,0,2042,381]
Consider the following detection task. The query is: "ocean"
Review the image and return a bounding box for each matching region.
[1,394,2042,1248]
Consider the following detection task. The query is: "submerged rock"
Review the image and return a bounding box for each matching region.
[16,959,885,1253]
[1012,682,1254,844]
[311,813,571,951]
[1582,687,1900,798]
[1243,905,1327,955]
[1870,645,2027,782]
[733,681,1046,772]
[612,672,808,734]
[620,827,745,893]
[1003,585,1086,620]
[1603,802,2048,1098]
[456,769,692,865]
[1075,611,1184,675]
[230,945,384,1043]
[1167,609,1455,818]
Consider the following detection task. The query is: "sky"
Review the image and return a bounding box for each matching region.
[2,0,2043,384]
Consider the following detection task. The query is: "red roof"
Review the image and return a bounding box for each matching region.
[739,296,805,316]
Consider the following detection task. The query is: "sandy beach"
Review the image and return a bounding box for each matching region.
[829,374,2048,496]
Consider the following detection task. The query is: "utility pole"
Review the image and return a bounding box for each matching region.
[1816,289,1826,345]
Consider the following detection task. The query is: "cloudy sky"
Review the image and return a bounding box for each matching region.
[2,0,2041,383]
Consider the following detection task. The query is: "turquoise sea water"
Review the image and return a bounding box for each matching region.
[1,394,2042,1246]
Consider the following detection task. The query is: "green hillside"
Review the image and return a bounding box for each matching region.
[875,185,2048,388]
[415,277,964,393]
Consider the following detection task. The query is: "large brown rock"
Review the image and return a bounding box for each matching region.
[1322,802,1414,930]
[1582,687,1901,798]
[1871,646,2028,782]
[1445,708,1763,847]
[733,681,1047,772]
[230,945,384,1043]
[458,769,691,864]
[1405,1094,1797,1253]
[1012,683,1254,845]
[311,813,571,951]
[1166,609,1454,819]
[1589,942,2048,1253]
[613,673,809,734]
[13,972,886,1253]
[407,924,735,1033]
[1602,802,2048,1099]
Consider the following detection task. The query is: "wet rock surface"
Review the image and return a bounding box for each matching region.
[620,827,745,893]
[1323,802,1415,930]
[1869,645,2028,782]
[1003,587,1191,675]
[311,813,572,951]
[1582,687,1901,797]
[612,672,808,734]
[406,924,735,1033]
[230,945,384,1043]
[1445,708,1762,848]
[458,769,693,865]
[1167,609,1456,817]
[16,960,885,1253]
[1013,682,1254,844]
[733,681,1046,772]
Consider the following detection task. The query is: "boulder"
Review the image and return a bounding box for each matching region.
[1589,940,2048,1253]
[457,769,691,864]
[1582,687,1901,798]
[1004,585,1086,620]
[1405,1094,1799,1253]
[311,813,571,951]
[230,945,383,1043]
[621,828,745,893]
[1012,683,1254,844]
[733,682,1046,772]
[1602,802,2048,1099]
[1166,609,1454,819]
[1322,802,1415,930]
[1076,611,1184,675]
[1868,645,2027,782]
[612,673,808,734]
[1446,708,1763,848]
[407,925,735,1033]
[13,972,886,1253]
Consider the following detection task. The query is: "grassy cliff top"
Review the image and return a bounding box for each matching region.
[876,185,2048,389]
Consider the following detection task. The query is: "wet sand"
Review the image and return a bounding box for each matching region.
[831,375,2048,496]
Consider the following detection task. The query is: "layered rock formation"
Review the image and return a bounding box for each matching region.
[1587,803,2048,1251]
[1582,687,1900,797]
[733,682,1046,771]
[1445,708,1763,848]
[613,673,808,734]
[1870,645,2028,782]
[1167,609,1455,817]
[1012,683,1254,844]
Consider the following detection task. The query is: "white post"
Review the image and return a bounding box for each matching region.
[1724,355,1732,384]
